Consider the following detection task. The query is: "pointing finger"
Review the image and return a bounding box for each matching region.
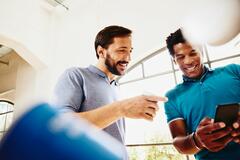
[144,95,168,102]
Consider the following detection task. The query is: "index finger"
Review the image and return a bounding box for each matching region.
[202,122,226,133]
[144,95,168,102]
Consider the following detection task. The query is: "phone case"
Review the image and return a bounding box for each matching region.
[214,103,240,126]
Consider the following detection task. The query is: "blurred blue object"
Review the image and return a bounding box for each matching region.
[0,103,125,160]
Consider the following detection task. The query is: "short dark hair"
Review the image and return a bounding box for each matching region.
[94,25,132,59]
[166,28,186,57]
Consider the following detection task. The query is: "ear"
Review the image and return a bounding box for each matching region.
[97,46,106,58]
[172,57,176,64]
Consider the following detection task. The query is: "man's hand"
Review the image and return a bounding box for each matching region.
[119,95,168,121]
[231,112,240,143]
[194,117,233,152]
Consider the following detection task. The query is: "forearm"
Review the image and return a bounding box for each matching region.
[75,101,123,129]
[173,133,202,154]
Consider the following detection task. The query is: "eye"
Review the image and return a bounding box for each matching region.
[189,50,198,56]
[176,55,184,60]
[117,49,128,54]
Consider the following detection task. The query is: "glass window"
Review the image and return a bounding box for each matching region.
[175,71,183,84]
[0,101,14,140]
[0,114,6,131]
[144,50,172,76]
[120,74,176,145]
[211,57,240,69]
[118,64,143,83]
[5,112,14,130]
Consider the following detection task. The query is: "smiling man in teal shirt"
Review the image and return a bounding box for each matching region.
[164,29,240,160]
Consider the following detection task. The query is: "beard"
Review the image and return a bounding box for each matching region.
[105,53,129,76]
[105,54,121,76]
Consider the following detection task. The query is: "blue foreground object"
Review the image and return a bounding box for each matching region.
[0,103,125,160]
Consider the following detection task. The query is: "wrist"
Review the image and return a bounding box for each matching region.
[192,132,204,151]
[113,100,125,118]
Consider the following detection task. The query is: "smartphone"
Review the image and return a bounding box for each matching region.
[214,103,240,126]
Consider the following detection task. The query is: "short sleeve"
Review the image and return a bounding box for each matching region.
[52,68,84,112]
[164,91,183,123]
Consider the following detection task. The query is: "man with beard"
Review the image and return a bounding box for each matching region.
[164,29,240,160]
[53,25,167,159]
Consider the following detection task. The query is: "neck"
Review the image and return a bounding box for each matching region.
[196,65,206,79]
[96,61,115,81]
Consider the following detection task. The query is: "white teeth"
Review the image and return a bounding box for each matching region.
[119,63,127,67]
[186,66,196,72]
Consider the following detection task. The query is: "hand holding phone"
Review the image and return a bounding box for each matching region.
[214,103,240,127]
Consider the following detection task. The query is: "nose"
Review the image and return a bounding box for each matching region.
[125,53,131,62]
[184,56,193,65]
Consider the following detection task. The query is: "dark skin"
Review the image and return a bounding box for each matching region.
[169,42,234,154]
[231,112,240,144]
[170,118,233,154]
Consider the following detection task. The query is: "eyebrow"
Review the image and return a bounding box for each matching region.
[118,47,133,51]
[175,54,184,57]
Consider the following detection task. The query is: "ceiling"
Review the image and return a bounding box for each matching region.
[0,45,12,58]
[52,0,239,64]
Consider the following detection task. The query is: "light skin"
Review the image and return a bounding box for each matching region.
[74,36,167,129]
[169,42,234,154]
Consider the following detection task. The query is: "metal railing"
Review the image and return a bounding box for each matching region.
[126,142,190,160]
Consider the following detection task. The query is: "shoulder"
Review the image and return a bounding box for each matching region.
[214,63,240,75]
[215,63,239,70]
[62,67,88,79]
[224,63,240,71]
[165,83,185,98]
[58,67,88,85]
[64,67,84,75]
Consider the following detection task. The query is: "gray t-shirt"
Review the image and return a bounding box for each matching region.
[52,65,126,144]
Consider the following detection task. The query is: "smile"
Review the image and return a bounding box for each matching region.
[185,65,198,72]
[118,63,128,67]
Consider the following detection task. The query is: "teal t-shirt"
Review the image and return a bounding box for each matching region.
[164,64,240,160]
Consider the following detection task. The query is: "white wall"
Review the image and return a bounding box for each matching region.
[0,0,54,116]
[0,52,18,94]
[0,0,54,67]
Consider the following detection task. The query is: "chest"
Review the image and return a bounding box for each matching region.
[81,76,120,110]
[177,72,240,120]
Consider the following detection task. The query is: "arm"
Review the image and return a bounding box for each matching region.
[164,92,200,154]
[53,68,167,129]
[76,95,167,129]
[169,119,201,154]
[169,117,233,154]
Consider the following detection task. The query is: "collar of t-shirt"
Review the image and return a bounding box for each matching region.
[88,65,118,86]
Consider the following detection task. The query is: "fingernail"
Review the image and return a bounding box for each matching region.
[233,123,239,129]
[220,122,226,128]
[163,97,168,102]
[232,133,237,137]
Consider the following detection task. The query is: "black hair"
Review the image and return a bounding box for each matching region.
[166,28,186,57]
[94,25,132,59]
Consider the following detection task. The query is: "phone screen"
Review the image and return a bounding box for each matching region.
[214,103,240,126]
